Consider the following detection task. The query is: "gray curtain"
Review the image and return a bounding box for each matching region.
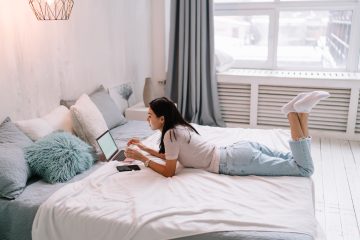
[165,0,225,127]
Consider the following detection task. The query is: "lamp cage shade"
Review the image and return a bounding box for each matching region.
[29,0,74,20]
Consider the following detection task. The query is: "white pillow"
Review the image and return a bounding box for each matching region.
[70,94,108,152]
[15,118,54,141]
[215,49,235,73]
[42,105,73,133]
[108,83,136,114]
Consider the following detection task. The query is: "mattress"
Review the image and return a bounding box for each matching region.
[0,121,320,240]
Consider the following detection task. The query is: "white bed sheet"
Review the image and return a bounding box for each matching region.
[32,125,325,240]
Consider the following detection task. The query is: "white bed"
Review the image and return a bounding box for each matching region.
[31,124,325,240]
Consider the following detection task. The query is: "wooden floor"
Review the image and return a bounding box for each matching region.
[312,137,360,240]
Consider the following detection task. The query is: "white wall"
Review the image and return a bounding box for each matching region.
[150,0,167,98]
[0,0,152,121]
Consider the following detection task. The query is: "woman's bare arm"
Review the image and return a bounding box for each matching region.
[143,156,177,177]
[127,138,165,160]
[143,147,165,160]
[128,150,175,177]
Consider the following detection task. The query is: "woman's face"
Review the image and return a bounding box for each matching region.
[147,108,164,130]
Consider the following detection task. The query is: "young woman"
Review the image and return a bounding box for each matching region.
[125,91,330,178]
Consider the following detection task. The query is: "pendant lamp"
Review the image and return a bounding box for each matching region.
[29,0,74,20]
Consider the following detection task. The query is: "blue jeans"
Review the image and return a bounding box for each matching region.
[219,138,313,177]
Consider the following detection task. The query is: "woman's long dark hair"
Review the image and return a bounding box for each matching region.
[149,97,199,154]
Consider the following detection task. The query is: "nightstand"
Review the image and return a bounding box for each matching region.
[125,102,148,121]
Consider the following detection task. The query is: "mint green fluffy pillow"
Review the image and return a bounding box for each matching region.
[25,132,96,183]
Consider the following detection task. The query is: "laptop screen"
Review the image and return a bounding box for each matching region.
[96,131,118,160]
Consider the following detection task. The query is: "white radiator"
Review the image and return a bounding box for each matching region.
[257,86,350,132]
[218,82,251,124]
[217,69,360,140]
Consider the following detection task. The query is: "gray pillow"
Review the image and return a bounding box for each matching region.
[60,85,106,109]
[0,144,31,199]
[60,99,76,109]
[90,88,127,129]
[0,117,33,146]
[61,85,127,129]
[0,117,33,199]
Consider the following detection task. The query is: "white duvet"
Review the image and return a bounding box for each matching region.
[32,125,324,240]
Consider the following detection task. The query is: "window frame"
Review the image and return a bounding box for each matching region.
[214,0,360,72]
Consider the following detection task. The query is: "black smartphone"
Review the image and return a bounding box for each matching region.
[116,165,141,172]
[114,150,126,161]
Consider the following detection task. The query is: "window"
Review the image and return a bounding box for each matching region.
[278,10,352,69]
[214,15,270,61]
[214,0,360,71]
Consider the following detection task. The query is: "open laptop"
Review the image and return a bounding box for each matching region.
[96,130,126,161]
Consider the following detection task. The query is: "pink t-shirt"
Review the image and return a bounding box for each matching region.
[163,125,220,173]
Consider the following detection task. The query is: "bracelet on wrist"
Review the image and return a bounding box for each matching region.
[144,159,151,167]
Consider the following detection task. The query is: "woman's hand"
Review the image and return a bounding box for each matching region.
[127,138,146,151]
[125,148,145,162]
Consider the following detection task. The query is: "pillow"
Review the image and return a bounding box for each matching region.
[15,118,54,141]
[0,144,31,199]
[60,85,126,129]
[108,82,136,115]
[0,117,33,146]
[60,85,106,108]
[0,117,33,199]
[215,49,234,73]
[70,94,108,152]
[60,99,76,109]
[90,88,127,129]
[25,132,95,184]
[42,105,73,133]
